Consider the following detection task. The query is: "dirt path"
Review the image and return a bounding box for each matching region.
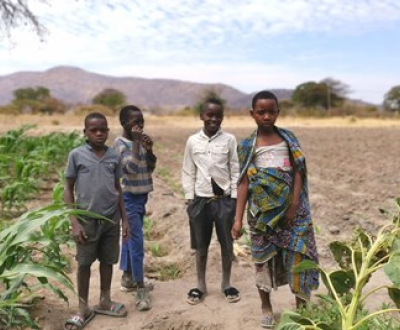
[38,177,302,330]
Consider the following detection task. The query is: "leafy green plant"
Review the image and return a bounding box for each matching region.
[143,216,154,240]
[277,199,400,330]
[149,242,168,257]
[0,203,108,329]
[157,264,182,281]
[0,125,83,217]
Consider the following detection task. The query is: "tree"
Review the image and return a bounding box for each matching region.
[11,86,66,114]
[292,78,349,110]
[92,88,127,112]
[0,0,47,37]
[383,85,400,112]
[292,81,327,109]
[14,86,50,101]
[194,88,227,114]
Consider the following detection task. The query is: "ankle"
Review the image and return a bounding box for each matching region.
[122,272,132,281]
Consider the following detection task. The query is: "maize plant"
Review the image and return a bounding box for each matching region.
[0,202,108,329]
[0,125,83,217]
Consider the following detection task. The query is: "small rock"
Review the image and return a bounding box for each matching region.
[328,225,340,235]
[318,246,331,258]
[343,215,350,221]
[163,206,177,218]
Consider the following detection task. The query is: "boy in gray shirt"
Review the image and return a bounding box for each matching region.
[64,112,129,330]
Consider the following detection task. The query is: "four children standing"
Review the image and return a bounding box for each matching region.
[64,92,318,329]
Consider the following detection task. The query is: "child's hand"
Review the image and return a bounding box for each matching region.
[121,221,130,242]
[142,133,153,151]
[131,126,143,142]
[71,223,87,245]
[231,220,243,240]
[284,204,298,226]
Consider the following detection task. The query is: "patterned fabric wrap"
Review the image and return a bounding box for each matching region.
[237,127,319,299]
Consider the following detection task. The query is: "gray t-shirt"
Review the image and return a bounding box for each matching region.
[65,143,122,216]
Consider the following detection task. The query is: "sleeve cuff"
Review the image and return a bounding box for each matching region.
[184,193,194,200]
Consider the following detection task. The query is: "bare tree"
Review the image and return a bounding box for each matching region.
[0,0,47,37]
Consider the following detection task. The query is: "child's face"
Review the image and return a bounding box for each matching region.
[124,111,144,135]
[251,98,279,129]
[200,103,223,137]
[84,118,109,148]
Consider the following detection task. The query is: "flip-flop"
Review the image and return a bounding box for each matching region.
[64,311,95,330]
[93,301,127,317]
[186,288,206,305]
[224,287,241,303]
[261,315,275,329]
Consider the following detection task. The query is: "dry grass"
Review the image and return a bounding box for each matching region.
[2,114,400,136]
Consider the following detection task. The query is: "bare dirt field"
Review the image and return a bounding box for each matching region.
[2,114,400,330]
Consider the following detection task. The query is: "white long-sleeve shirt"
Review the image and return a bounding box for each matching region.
[182,128,239,199]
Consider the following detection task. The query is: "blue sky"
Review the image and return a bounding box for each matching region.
[0,0,399,104]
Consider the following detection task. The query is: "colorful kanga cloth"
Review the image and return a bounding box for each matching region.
[237,127,319,298]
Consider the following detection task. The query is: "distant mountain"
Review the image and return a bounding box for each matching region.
[0,66,293,112]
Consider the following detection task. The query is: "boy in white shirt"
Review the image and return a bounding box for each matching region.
[182,98,240,305]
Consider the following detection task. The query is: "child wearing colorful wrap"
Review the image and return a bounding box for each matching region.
[231,91,319,329]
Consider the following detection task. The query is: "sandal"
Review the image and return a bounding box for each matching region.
[121,278,154,292]
[186,288,206,305]
[64,311,95,330]
[261,315,275,329]
[93,301,127,317]
[224,287,241,303]
[136,287,151,311]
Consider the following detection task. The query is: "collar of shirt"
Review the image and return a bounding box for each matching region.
[199,128,223,141]
[85,142,109,152]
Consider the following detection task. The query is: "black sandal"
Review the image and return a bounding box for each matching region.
[224,287,241,303]
[186,288,206,305]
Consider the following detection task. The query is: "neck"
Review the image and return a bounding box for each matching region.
[203,128,219,138]
[88,142,105,154]
[258,126,276,136]
[122,132,132,141]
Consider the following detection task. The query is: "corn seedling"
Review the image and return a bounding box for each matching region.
[0,203,109,329]
[0,126,83,217]
[143,216,154,240]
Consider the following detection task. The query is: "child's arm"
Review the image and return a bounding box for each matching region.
[115,178,129,242]
[182,139,196,201]
[64,177,86,245]
[228,137,240,199]
[143,133,157,173]
[116,138,142,174]
[232,174,249,240]
[285,162,302,223]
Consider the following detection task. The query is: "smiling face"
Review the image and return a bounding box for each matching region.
[250,98,279,130]
[84,117,109,148]
[200,102,224,137]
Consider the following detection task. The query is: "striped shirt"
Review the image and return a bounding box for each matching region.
[113,136,157,194]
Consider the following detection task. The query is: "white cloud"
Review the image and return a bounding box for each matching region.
[0,0,399,104]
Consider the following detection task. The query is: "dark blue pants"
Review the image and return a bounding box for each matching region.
[119,192,148,283]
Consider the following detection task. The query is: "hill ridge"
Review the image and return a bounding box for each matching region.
[0,66,293,112]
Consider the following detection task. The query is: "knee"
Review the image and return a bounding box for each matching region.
[78,264,91,273]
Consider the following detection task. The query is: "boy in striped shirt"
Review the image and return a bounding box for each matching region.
[114,105,157,311]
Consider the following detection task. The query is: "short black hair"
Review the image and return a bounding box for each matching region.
[84,112,107,127]
[251,91,279,110]
[201,98,224,114]
[119,105,142,125]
